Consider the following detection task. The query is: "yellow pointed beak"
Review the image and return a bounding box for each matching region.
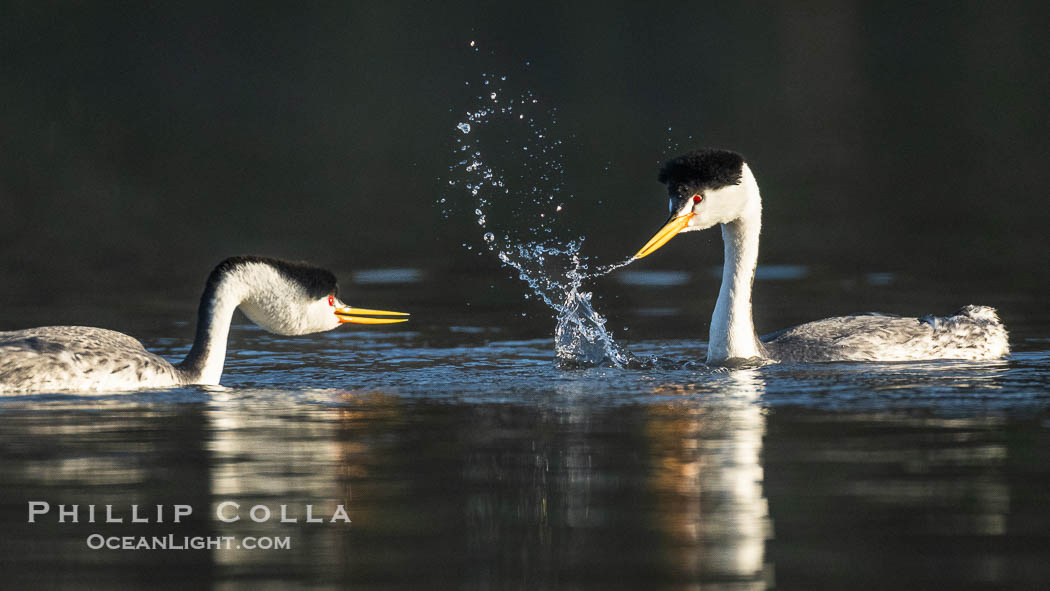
[632,212,695,259]
[335,306,410,325]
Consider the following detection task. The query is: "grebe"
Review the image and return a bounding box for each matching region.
[0,256,409,393]
[631,149,1009,365]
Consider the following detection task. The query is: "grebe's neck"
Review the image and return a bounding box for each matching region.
[175,272,250,385]
[170,256,339,385]
[708,171,765,364]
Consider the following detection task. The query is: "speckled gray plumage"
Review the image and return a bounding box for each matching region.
[762,305,1009,362]
[0,256,350,394]
[0,326,184,393]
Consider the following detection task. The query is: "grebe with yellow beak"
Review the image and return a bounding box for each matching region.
[0,256,408,393]
[632,149,1008,365]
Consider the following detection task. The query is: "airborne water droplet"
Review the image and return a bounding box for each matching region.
[447,67,642,369]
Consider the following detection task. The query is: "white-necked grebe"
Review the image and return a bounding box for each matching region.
[0,256,408,393]
[632,149,1008,365]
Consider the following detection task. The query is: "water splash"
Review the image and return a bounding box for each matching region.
[553,280,632,368]
[446,44,644,368]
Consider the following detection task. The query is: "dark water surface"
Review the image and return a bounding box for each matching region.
[2,269,1050,590]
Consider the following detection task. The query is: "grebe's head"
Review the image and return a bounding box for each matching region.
[634,148,759,259]
[208,257,408,335]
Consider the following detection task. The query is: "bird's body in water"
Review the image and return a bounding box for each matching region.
[632,148,1009,365]
[0,256,408,394]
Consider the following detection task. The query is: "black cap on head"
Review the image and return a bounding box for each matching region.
[658,149,745,197]
[207,256,339,299]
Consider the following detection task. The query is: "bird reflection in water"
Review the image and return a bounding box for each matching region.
[646,369,773,588]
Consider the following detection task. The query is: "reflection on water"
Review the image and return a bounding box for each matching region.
[617,270,692,287]
[753,265,810,281]
[764,410,1050,589]
[205,390,351,578]
[865,272,895,286]
[2,338,1049,588]
[646,370,771,588]
[350,268,425,285]
[0,383,777,588]
[704,265,813,282]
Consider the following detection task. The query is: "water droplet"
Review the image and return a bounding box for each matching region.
[457,122,471,134]
[446,72,640,369]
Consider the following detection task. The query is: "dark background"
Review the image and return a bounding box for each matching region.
[2,1,1048,338]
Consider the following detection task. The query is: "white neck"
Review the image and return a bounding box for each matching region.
[176,274,251,385]
[707,171,765,364]
[172,260,331,385]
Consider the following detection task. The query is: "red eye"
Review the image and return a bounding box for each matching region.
[693,195,703,204]
[328,295,335,306]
